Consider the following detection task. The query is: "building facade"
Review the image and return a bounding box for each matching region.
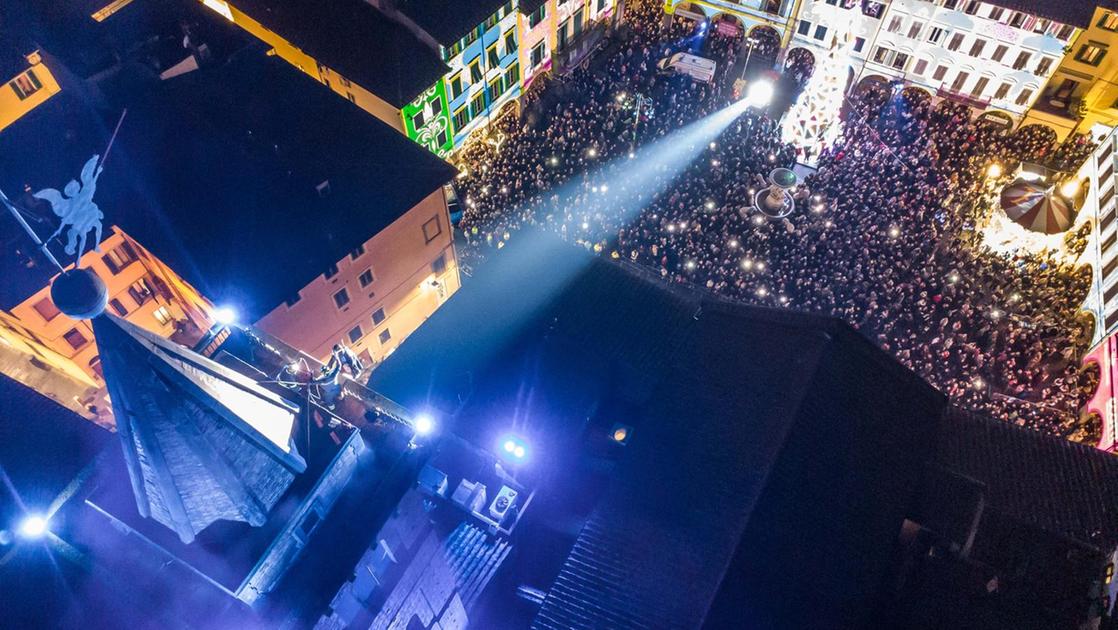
[255,189,460,365]
[0,49,61,132]
[1023,6,1118,140]
[663,0,798,37]
[6,227,215,385]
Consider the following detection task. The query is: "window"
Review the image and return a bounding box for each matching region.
[1076,44,1107,66]
[504,30,517,55]
[1015,87,1034,105]
[963,1,979,15]
[152,306,172,326]
[1012,51,1031,70]
[913,59,929,75]
[333,288,351,309]
[991,44,1008,63]
[63,328,88,350]
[988,6,1004,21]
[813,24,828,41]
[350,244,365,260]
[942,0,958,8]
[969,39,986,57]
[128,279,152,306]
[558,20,570,50]
[101,241,138,274]
[471,91,486,117]
[9,70,42,100]
[453,106,469,132]
[432,252,447,275]
[1032,18,1050,34]
[89,355,103,379]
[449,73,463,98]
[423,215,443,243]
[487,42,500,67]
[506,62,519,87]
[932,65,948,81]
[1035,57,1054,75]
[529,5,545,27]
[110,298,128,316]
[907,21,923,39]
[347,325,364,344]
[862,1,884,18]
[531,42,546,67]
[372,308,386,325]
[324,263,339,279]
[950,71,969,91]
[873,46,891,64]
[573,8,584,36]
[854,37,866,52]
[379,329,392,344]
[797,20,811,36]
[489,76,504,102]
[970,76,989,97]
[993,82,1012,99]
[927,27,945,44]
[1056,24,1075,40]
[469,58,483,83]
[359,268,375,287]
[891,52,910,70]
[597,0,606,11]
[886,16,903,33]
[1100,13,1118,31]
[485,11,499,29]
[947,33,964,51]
[32,297,60,322]
[1008,11,1025,28]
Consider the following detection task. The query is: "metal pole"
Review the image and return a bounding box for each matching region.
[0,187,64,272]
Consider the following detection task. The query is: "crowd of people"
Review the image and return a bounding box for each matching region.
[453,0,1100,441]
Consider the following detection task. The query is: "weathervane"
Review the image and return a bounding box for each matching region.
[0,110,126,319]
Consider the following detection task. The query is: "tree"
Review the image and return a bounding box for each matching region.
[780,34,852,166]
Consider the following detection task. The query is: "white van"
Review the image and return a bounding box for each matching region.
[657,53,717,84]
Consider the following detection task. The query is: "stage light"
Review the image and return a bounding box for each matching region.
[746,80,774,107]
[500,435,529,463]
[1060,179,1080,197]
[986,163,1002,178]
[628,152,636,159]
[413,413,435,436]
[18,514,48,539]
[213,306,237,325]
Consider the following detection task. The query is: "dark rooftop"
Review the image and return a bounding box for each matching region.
[0,49,457,318]
[0,374,112,629]
[396,0,510,45]
[371,232,947,629]
[229,0,449,108]
[937,407,1118,550]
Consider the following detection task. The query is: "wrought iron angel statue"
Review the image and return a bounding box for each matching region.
[33,154,104,258]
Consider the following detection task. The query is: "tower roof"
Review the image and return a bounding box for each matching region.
[93,314,305,543]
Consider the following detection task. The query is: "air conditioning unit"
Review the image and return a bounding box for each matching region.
[488,485,518,524]
[451,479,488,513]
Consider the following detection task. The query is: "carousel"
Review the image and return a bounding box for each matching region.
[979,163,1088,263]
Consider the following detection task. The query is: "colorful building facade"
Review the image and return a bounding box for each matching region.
[0,49,61,133]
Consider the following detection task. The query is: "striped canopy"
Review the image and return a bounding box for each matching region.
[999,179,1076,235]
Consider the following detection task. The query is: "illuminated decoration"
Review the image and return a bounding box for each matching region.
[781,33,851,167]
[402,81,454,158]
[17,514,48,539]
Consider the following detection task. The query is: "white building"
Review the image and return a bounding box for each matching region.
[792,0,1080,121]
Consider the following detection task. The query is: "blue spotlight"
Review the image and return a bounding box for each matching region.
[17,514,48,539]
[500,434,529,463]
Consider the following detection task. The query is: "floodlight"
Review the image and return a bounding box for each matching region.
[746,80,774,107]
[413,413,435,436]
[213,306,237,325]
[18,514,48,539]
